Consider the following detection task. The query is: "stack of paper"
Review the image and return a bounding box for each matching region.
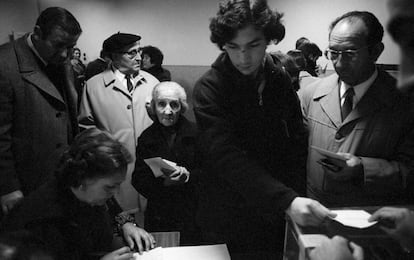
[133,244,231,260]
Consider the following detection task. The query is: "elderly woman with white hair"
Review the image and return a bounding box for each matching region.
[132,81,201,245]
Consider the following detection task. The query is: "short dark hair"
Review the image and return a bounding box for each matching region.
[297,42,322,58]
[55,128,131,188]
[295,37,309,49]
[35,7,82,39]
[141,45,164,67]
[209,0,285,50]
[329,11,384,47]
[287,49,307,70]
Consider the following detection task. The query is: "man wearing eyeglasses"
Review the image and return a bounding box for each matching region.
[78,32,160,212]
[299,11,414,207]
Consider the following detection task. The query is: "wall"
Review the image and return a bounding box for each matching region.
[0,0,398,67]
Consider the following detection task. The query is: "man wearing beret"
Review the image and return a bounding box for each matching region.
[0,7,81,216]
[78,32,159,212]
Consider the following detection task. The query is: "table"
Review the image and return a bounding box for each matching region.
[283,206,411,260]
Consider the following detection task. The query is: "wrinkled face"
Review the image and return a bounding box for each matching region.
[112,41,141,75]
[33,26,80,64]
[154,87,182,127]
[142,54,153,69]
[75,171,125,206]
[328,19,377,86]
[223,25,267,76]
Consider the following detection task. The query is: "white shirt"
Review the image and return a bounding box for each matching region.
[340,69,378,108]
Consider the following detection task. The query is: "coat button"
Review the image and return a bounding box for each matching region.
[335,132,343,139]
[127,105,132,109]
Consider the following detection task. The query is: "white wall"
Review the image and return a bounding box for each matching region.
[0,0,399,66]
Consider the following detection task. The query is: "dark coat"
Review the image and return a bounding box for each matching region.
[132,116,200,245]
[2,179,114,260]
[143,66,171,82]
[0,34,79,196]
[84,58,108,81]
[192,52,308,253]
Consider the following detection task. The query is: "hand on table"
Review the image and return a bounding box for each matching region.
[101,246,134,260]
[122,223,156,254]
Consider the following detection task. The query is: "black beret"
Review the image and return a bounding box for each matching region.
[102,32,141,53]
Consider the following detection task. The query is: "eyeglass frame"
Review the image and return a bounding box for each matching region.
[324,45,371,61]
[116,48,142,59]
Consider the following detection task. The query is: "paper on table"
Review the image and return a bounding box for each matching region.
[144,157,177,178]
[133,244,230,260]
[133,247,163,260]
[162,244,231,260]
[331,210,377,228]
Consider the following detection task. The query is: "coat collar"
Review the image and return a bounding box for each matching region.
[14,34,65,104]
[313,70,397,128]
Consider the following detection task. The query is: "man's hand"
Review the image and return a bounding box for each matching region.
[162,166,189,186]
[100,246,134,260]
[286,197,336,226]
[369,207,414,251]
[122,223,156,254]
[322,153,363,181]
[1,190,24,214]
[308,236,364,260]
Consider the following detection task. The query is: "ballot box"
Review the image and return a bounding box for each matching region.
[283,206,412,260]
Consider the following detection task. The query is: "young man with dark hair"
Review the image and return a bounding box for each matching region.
[193,0,334,258]
[141,45,171,82]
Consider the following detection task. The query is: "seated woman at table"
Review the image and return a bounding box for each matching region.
[2,128,155,259]
[132,81,200,245]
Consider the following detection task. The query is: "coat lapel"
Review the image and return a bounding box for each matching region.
[313,74,342,128]
[103,70,132,99]
[14,35,65,104]
[342,71,396,126]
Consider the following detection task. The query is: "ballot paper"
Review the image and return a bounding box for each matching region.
[331,210,377,228]
[133,244,231,260]
[311,146,348,161]
[144,157,177,177]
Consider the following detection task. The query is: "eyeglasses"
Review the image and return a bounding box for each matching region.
[324,46,370,61]
[118,48,142,59]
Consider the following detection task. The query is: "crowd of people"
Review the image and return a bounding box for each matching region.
[0,0,413,259]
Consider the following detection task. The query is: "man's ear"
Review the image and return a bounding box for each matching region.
[370,42,384,62]
[33,25,43,41]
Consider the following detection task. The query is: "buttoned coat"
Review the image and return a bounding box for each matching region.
[0,35,78,196]
[300,70,414,206]
[78,69,159,210]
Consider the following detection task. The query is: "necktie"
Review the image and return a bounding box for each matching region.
[125,74,133,93]
[341,87,355,121]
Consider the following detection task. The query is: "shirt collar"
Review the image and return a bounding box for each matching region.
[26,33,47,66]
[113,68,147,89]
[340,69,378,104]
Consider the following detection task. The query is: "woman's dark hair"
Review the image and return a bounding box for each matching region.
[141,46,164,67]
[209,0,285,50]
[55,128,131,188]
[329,11,384,47]
[35,7,82,39]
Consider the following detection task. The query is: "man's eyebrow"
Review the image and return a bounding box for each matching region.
[227,37,265,46]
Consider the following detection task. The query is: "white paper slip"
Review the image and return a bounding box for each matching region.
[311,146,348,161]
[331,210,377,228]
[144,157,177,178]
[133,247,163,260]
[162,244,231,260]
